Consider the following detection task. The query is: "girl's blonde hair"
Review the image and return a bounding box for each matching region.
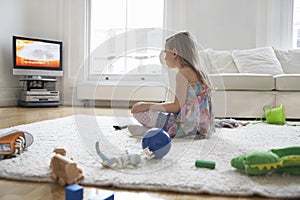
[165,31,212,88]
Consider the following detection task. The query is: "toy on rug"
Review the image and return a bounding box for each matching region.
[0,130,34,160]
[142,128,171,159]
[215,118,250,128]
[50,148,84,186]
[231,146,300,175]
[95,141,142,169]
[264,104,286,125]
[195,160,216,169]
[113,125,128,130]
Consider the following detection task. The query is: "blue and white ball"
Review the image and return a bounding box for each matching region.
[142,128,171,159]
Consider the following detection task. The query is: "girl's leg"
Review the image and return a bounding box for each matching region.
[129,111,169,136]
[128,111,158,137]
[128,125,150,137]
[133,110,164,128]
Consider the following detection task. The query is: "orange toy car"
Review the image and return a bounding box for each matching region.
[50,148,84,186]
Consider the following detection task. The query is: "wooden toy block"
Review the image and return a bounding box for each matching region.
[65,184,83,200]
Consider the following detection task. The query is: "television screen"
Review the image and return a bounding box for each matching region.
[13,36,63,77]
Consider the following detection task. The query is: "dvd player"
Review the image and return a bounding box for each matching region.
[20,95,60,102]
[21,90,59,96]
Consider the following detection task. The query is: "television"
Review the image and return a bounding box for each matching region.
[13,35,63,78]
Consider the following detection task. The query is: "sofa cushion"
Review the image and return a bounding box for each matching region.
[274,74,300,91]
[208,50,239,74]
[274,48,300,74]
[199,48,212,73]
[209,73,274,90]
[232,47,284,75]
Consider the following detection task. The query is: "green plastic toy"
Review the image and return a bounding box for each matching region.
[264,104,286,125]
[231,146,300,175]
[195,160,216,169]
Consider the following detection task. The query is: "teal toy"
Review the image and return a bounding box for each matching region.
[231,146,300,175]
[95,141,141,169]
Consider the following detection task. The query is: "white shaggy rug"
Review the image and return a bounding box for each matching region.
[0,115,300,198]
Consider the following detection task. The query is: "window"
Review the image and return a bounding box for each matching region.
[294,0,300,48]
[88,0,166,83]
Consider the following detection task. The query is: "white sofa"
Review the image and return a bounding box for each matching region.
[199,47,300,119]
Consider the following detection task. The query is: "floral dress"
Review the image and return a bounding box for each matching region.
[168,82,215,138]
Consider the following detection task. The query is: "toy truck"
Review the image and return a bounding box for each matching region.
[50,148,84,186]
[0,130,34,160]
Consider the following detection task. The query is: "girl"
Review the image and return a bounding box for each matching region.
[129,31,215,139]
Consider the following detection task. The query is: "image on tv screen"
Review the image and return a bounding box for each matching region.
[15,39,61,68]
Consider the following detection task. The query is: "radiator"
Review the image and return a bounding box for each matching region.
[77,83,167,102]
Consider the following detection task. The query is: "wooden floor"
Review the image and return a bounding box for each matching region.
[0,106,266,200]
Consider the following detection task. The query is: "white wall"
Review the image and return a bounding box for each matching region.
[60,0,86,105]
[0,0,26,106]
[0,0,286,106]
[189,0,258,50]
[166,0,258,50]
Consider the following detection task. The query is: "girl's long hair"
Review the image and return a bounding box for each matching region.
[165,31,212,88]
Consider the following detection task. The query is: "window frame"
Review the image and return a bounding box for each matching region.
[85,0,167,84]
[293,0,300,48]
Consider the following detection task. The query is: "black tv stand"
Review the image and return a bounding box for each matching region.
[18,77,61,107]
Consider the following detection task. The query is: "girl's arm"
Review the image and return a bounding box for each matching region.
[131,72,188,113]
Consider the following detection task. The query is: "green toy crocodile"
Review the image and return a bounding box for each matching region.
[231,146,300,175]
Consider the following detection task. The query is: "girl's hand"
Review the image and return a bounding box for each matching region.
[131,102,151,113]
